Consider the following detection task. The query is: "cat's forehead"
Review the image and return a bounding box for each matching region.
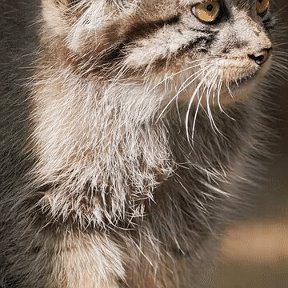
[139,0,262,16]
[181,0,255,7]
[142,0,261,12]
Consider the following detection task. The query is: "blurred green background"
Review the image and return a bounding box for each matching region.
[212,1,288,287]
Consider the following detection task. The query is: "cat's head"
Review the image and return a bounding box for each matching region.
[42,0,274,106]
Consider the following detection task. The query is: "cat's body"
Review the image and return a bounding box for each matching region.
[0,0,275,287]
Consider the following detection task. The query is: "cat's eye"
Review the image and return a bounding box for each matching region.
[256,0,270,17]
[192,1,221,24]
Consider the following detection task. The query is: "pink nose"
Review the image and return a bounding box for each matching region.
[248,48,272,66]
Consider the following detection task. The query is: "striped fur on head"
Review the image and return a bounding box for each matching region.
[42,0,274,106]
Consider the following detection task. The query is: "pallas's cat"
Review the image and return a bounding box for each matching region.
[0,0,276,287]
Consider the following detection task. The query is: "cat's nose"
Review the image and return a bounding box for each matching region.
[248,48,272,66]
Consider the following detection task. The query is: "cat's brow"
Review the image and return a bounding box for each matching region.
[124,16,181,42]
[182,0,212,4]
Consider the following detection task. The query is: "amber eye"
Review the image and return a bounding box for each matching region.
[256,0,270,16]
[192,1,221,23]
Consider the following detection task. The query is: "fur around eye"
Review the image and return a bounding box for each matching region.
[256,0,270,17]
[192,1,221,24]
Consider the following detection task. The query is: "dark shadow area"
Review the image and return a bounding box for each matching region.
[212,0,288,286]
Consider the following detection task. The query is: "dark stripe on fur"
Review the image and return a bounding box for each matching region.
[83,30,216,76]
[263,18,275,32]
[55,0,81,6]
[177,35,217,56]
[188,27,217,34]
[97,15,181,64]
[131,33,218,73]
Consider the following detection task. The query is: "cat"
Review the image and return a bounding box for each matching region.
[0,0,277,287]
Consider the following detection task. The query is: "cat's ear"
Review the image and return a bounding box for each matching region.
[55,0,81,5]
[53,0,124,6]
[53,0,83,8]
[42,0,130,40]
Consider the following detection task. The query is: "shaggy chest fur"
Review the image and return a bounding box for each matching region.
[0,0,277,287]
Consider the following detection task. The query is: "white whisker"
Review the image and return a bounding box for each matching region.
[185,69,212,143]
[157,64,213,121]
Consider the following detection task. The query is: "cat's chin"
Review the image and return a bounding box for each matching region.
[218,60,272,105]
[220,76,259,104]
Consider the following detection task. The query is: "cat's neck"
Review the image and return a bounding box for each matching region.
[31,60,176,224]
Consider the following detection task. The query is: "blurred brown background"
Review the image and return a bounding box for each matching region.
[212,1,288,287]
